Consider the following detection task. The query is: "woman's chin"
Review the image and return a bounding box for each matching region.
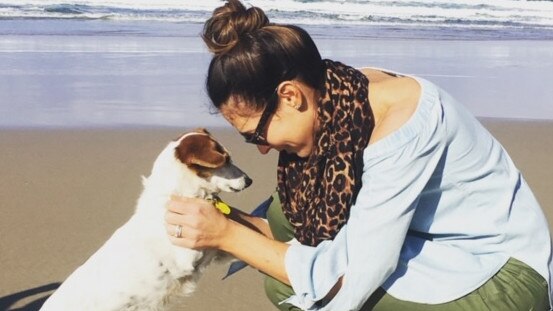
[295,148,312,158]
[279,144,311,158]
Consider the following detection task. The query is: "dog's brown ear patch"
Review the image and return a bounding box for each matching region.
[175,134,228,169]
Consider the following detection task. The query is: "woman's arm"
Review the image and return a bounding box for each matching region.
[227,206,274,239]
[166,196,346,298]
[222,216,290,284]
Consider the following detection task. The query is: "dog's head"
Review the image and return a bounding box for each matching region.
[147,128,252,198]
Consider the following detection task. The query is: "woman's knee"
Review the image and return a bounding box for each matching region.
[264,276,301,311]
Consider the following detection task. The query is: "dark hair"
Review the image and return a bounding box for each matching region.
[202,0,325,112]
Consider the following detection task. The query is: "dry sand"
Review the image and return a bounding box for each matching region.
[0,121,552,310]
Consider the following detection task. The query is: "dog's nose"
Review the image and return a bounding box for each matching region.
[245,176,253,188]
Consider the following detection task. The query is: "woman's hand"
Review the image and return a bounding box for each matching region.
[165,196,231,250]
[166,195,291,285]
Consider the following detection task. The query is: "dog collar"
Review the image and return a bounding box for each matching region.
[207,196,231,215]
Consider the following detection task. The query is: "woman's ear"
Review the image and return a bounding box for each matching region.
[277,81,303,110]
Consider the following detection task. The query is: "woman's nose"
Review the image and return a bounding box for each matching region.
[257,145,271,154]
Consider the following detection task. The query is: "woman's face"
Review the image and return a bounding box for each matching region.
[221,81,318,158]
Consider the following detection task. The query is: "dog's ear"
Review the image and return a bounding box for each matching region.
[175,134,227,169]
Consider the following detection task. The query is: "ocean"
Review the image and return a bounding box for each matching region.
[1,0,553,39]
[0,0,552,128]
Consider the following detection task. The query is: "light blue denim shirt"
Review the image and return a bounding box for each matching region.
[283,75,553,310]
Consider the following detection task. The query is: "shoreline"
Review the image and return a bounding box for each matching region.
[2,18,553,41]
[2,28,553,129]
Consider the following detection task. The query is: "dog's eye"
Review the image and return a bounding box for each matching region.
[189,164,213,179]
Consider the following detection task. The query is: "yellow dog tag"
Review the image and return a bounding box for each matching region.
[214,199,231,215]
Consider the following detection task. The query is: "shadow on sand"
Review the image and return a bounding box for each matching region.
[0,283,60,311]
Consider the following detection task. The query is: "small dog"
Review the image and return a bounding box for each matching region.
[41,128,252,311]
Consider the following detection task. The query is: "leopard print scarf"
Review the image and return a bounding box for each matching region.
[277,59,374,246]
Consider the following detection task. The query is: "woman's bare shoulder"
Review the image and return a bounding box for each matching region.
[367,74,422,145]
[359,67,397,83]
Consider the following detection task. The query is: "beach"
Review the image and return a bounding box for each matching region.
[0,128,279,310]
[1,13,553,310]
[1,122,552,310]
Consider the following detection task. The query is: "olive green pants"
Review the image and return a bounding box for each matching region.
[264,194,549,311]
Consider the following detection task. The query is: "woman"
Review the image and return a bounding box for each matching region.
[165,0,552,310]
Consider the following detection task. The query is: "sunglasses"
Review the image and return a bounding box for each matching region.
[240,89,279,146]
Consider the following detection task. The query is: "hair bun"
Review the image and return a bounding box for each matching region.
[202,0,269,56]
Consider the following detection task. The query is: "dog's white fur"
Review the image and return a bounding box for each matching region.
[41,130,251,311]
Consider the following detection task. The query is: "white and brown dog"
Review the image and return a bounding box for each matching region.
[41,128,251,311]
